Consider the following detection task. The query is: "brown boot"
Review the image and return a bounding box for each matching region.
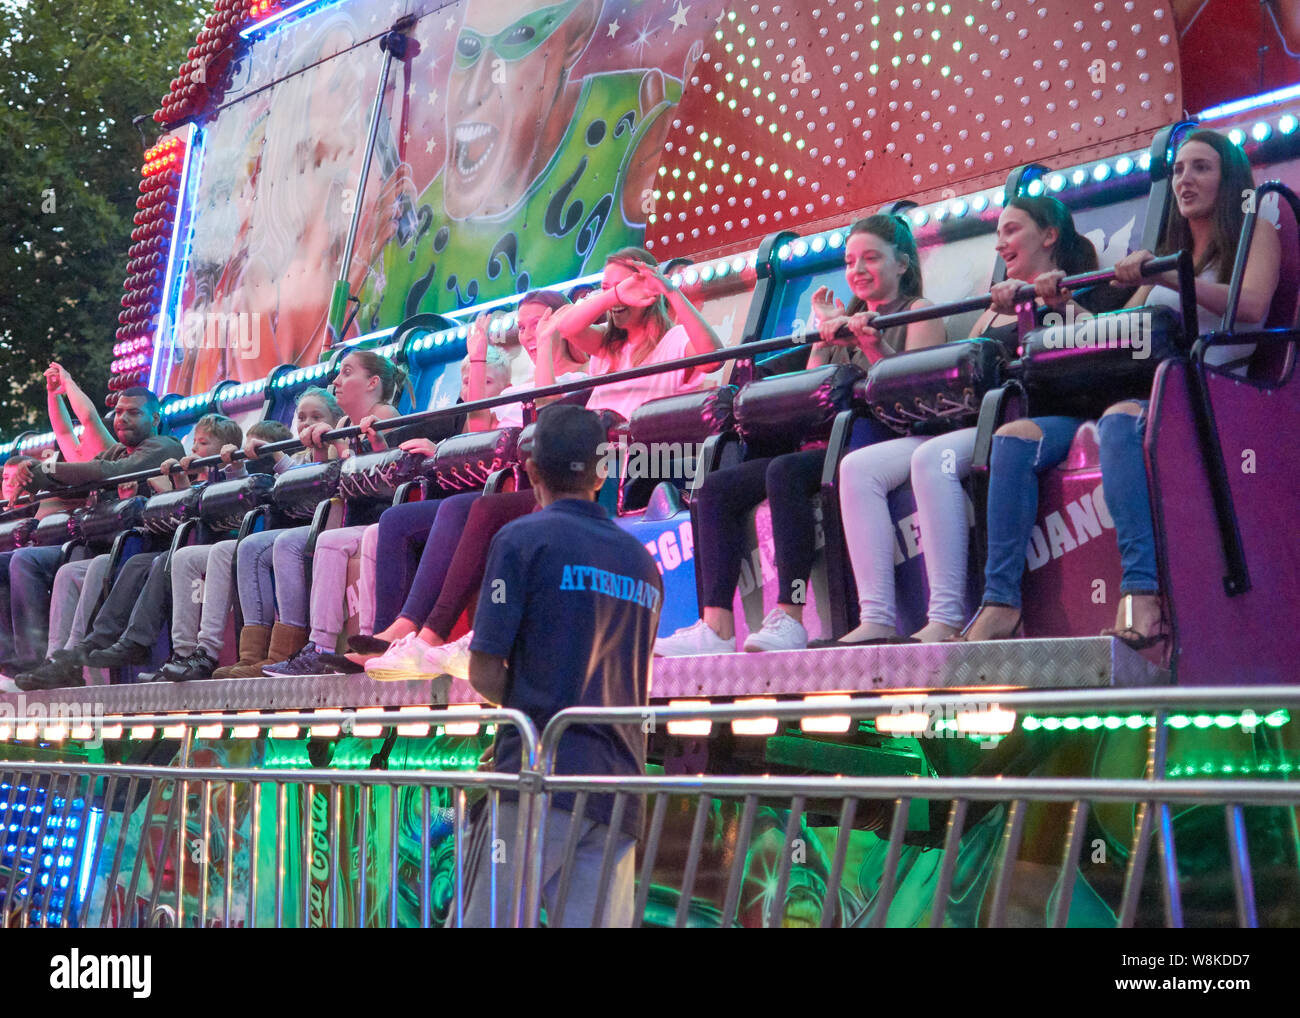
[217,623,306,680]
[211,624,272,680]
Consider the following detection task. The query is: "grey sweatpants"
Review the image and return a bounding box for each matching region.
[170,539,237,659]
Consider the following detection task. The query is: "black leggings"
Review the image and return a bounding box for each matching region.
[694,449,826,609]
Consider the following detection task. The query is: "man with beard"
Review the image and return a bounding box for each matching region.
[359,0,679,325]
[4,383,183,689]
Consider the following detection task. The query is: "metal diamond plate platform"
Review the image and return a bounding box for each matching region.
[0,673,451,714]
[650,637,1169,699]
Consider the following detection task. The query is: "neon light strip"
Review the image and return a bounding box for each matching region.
[1197,82,1300,122]
[78,808,101,905]
[341,326,398,347]
[150,126,205,394]
[239,0,348,40]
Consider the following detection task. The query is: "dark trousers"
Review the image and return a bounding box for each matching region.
[374,498,445,632]
[86,549,169,648]
[425,490,537,639]
[694,449,827,609]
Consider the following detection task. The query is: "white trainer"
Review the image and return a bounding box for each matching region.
[366,632,429,681]
[653,619,736,657]
[742,609,808,653]
[419,631,473,679]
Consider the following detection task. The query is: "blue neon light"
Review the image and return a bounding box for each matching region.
[149,125,205,394]
[239,0,348,40]
[1197,82,1300,122]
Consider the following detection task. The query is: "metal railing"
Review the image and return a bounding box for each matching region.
[3,688,1296,928]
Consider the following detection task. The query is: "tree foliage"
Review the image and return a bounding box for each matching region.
[0,0,207,439]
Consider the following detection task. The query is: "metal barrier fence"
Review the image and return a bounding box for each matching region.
[2,689,1299,927]
[0,709,541,930]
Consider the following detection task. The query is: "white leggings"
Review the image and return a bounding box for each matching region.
[838,427,976,630]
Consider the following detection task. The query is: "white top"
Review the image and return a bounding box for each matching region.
[584,325,714,422]
[1145,268,1264,375]
[494,371,587,428]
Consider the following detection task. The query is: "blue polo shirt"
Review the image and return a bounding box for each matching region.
[471,497,663,839]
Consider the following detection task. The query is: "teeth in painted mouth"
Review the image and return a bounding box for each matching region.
[455,122,493,143]
[454,122,496,177]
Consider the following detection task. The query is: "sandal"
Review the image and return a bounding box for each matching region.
[945,604,1024,643]
[1101,594,1168,651]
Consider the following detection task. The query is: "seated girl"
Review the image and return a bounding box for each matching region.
[833,195,1099,646]
[654,213,945,656]
[963,129,1279,645]
[364,247,723,680]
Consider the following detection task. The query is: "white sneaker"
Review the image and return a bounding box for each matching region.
[366,633,429,681]
[653,619,736,657]
[0,674,19,694]
[742,609,808,652]
[418,631,473,679]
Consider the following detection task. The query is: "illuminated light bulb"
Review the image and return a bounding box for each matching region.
[971,193,989,212]
[810,235,826,253]
[1072,168,1087,185]
[1048,173,1066,191]
[699,265,714,282]
[734,256,749,273]
[1115,156,1134,175]
[950,198,968,217]
[1228,128,1246,147]
[1280,114,1298,135]
[777,243,792,261]
[1026,178,1044,196]
[1252,121,1271,142]
[792,239,809,257]
[933,205,948,221]
[1093,162,1111,181]
[910,209,928,226]
[992,189,1006,206]
[714,260,729,277]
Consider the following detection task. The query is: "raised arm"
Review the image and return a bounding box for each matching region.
[46,363,112,460]
[554,288,621,356]
[1116,226,1281,324]
[463,314,495,432]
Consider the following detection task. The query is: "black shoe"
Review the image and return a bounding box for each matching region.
[346,634,391,655]
[316,651,366,675]
[166,649,219,683]
[86,640,152,668]
[15,659,85,691]
[138,649,186,683]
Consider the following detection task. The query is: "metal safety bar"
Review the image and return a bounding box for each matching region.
[3,254,1188,512]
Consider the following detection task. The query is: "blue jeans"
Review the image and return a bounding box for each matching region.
[981,416,1085,609]
[235,528,281,627]
[1097,401,1159,595]
[9,545,63,663]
